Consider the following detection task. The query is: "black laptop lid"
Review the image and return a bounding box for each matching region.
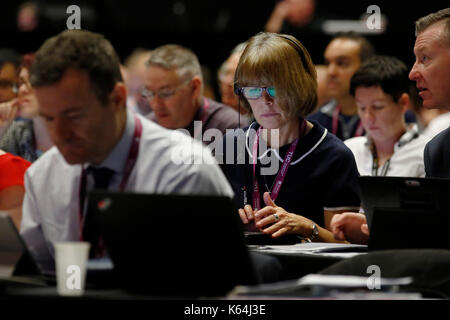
[359,176,450,251]
[89,191,258,297]
[0,213,42,278]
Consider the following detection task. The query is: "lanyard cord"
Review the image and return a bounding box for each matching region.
[78,114,142,239]
[370,141,392,177]
[252,119,306,210]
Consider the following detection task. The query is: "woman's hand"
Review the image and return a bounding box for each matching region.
[254,192,314,238]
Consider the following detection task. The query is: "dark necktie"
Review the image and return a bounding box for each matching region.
[83,166,114,258]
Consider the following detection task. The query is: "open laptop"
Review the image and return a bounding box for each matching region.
[88,190,258,297]
[0,212,49,286]
[359,176,450,251]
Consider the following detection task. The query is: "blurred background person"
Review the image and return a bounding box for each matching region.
[123,48,153,115]
[0,49,21,141]
[0,49,21,104]
[217,42,252,125]
[344,55,429,178]
[0,54,53,162]
[265,0,317,34]
[143,44,244,144]
[314,64,330,112]
[16,1,39,32]
[217,42,247,112]
[307,32,375,140]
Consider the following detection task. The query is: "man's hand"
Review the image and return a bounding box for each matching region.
[330,212,369,244]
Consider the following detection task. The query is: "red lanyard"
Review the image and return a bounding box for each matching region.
[332,104,364,137]
[78,114,142,239]
[252,119,306,210]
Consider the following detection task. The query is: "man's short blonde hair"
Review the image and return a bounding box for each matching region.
[415,8,450,46]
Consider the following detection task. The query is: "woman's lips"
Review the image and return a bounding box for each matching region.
[261,112,280,117]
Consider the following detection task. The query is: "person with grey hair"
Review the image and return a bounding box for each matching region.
[143,44,244,144]
[217,42,251,117]
[330,8,450,244]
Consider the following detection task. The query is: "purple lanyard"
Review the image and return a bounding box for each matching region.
[78,114,142,240]
[251,119,306,210]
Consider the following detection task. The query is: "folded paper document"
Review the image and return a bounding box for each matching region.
[249,242,367,253]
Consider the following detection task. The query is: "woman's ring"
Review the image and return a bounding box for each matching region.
[273,214,279,221]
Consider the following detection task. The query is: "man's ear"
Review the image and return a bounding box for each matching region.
[191,76,203,103]
[111,82,127,110]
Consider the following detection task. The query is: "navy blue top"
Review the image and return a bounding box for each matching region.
[220,120,361,227]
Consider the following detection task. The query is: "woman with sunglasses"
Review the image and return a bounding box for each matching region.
[220,32,360,243]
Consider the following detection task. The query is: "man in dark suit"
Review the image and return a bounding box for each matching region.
[409,8,450,178]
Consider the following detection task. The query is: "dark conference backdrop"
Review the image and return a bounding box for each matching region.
[3,1,447,89]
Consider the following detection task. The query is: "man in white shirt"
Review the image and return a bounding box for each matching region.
[21,30,234,271]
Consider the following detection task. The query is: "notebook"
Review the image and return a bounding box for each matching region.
[88,190,258,297]
[0,212,49,286]
[358,176,450,251]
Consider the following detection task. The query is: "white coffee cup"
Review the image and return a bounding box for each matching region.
[54,241,90,296]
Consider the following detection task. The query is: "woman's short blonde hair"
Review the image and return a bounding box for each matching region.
[234,32,317,119]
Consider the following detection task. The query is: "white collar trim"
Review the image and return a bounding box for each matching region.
[245,122,328,165]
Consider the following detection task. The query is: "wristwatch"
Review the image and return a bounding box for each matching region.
[309,221,319,241]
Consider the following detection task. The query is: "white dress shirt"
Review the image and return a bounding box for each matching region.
[21,109,234,271]
[345,125,430,177]
[422,112,450,139]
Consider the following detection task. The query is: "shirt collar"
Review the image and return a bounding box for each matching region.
[319,99,337,116]
[396,123,420,148]
[244,120,327,165]
[91,109,135,173]
[364,123,420,150]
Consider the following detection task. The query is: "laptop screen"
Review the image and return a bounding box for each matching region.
[358,176,450,250]
[88,190,258,297]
